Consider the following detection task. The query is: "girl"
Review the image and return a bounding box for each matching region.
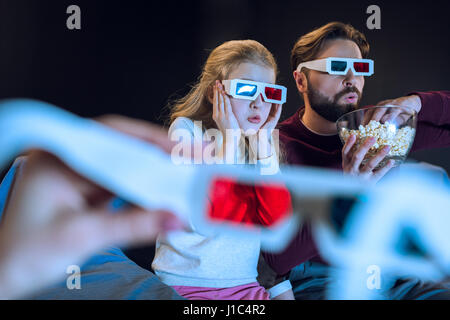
[152,40,293,300]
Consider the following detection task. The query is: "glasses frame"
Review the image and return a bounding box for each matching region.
[297,57,374,76]
[222,79,287,104]
[190,163,369,252]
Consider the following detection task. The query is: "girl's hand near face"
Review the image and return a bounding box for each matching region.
[260,103,282,132]
[212,80,242,160]
[212,80,241,134]
[257,104,282,159]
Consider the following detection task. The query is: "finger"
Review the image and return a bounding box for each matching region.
[350,136,376,172]
[221,86,232,118]
[370,107,388,122]
[212,84,218,121]
[376,99,394,107]
[381,108,402,124]
[362,108,375,126]
[95,115,175,154]
[218,85,225,116]
[222,88,239,125]
[273,104,282,121]
[260,104,280,132]
[262,105,277,125]
[267,104,276,118]
[5,152,103,225]
[81,207,185,250]
[342,134,357,163]
[267,104,282,129]
[372,159,395,182]
[360,145,390,173]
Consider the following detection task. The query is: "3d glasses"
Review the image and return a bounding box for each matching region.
[297,57,374,76]
[222,79,287,104]
[0,99,370,252]
[190,164,370,251]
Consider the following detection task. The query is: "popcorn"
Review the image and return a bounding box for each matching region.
[340,120,415,158]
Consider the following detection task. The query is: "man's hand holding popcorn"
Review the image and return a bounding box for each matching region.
[342,94,421,183]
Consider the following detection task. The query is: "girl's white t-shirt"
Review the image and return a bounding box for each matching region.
[151,117,278,288]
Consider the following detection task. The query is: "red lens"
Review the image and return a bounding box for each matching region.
[264,86,282,101]
[353,62,369,73]
[207,177,292,227]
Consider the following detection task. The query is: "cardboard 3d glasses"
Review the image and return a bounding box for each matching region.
[0,99,370,252]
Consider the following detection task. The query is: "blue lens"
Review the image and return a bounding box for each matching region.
[236,83,257,97]
[331,61,347,72]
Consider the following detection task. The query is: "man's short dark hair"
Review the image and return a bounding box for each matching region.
[291,22,370,72]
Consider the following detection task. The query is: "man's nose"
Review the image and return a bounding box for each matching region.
[343,69,357,87]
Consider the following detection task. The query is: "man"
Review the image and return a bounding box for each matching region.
[262,21,450,299]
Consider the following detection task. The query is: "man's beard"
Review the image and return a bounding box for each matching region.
[307,85,362,122]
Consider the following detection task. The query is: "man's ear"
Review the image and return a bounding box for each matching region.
[293,70,308,94]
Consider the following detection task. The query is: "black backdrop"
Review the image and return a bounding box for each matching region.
[1,0,449,169]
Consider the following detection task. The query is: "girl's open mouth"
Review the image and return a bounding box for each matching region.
[248,115,261,124]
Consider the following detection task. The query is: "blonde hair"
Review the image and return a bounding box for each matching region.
[168,40,278,130]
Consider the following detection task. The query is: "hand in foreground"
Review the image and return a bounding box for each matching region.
[0,115,183,299]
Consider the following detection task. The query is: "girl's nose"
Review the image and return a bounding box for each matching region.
[251,93,264,108]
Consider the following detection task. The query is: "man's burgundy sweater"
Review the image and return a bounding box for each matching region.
[263,91,450,276]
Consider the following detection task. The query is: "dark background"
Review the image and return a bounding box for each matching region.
[0,0,449,267]
[1,0,449,172]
